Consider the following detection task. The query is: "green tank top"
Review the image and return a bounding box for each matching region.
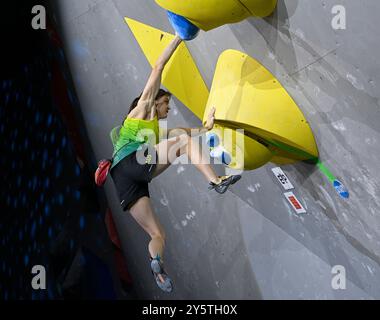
[110,116,160,169]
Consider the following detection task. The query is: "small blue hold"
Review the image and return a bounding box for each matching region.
[221,151,232,165]
[207,132,220,148]
[333,180,349,199]
[167,11,200,41]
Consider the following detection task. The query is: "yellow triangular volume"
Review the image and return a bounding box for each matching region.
[125,17,209,120]
[204,49,319,162]
[210,125,274,170]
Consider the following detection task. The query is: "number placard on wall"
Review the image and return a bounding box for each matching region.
[284,192,306,214]
[272,167,294,190]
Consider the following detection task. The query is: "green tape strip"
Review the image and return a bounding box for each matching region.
[216,124,338,185]
[268,139,337,183]
[269,139,317,160]
[316,160,336,183]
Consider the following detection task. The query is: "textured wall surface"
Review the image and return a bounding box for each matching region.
[51,0,380,299]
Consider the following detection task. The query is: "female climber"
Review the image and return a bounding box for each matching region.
[109,35,241,293]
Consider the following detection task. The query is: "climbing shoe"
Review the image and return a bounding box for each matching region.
[150,256,173,293]
[208,175,242,194]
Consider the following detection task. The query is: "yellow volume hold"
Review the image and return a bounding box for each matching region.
[125,17,209,120]
[203,49,319,167]
[155,0,277,31]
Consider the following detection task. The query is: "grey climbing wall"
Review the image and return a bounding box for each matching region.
[49,0,380,299]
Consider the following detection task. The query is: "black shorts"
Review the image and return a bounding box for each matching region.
[110,150,157,211]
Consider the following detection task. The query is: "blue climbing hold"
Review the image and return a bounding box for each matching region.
[333,180,349,199]
[221,151,232,165]
[206,132,220,148]
[167,11,200,41]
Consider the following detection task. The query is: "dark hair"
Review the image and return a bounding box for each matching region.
[122,89,171,125]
